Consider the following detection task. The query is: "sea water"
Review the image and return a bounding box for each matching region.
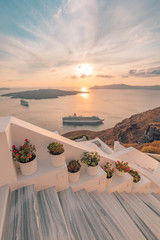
[0,88,160,134]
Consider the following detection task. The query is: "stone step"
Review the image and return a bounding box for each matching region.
[89,190,145,240]
[114,192,160,240]
[151,192,160,201]
[75,189,126,240]
[0,185,10,240]
[100,190,146,240]
[58,187,95,240]
[135,193,160,216]
[37,187,70,240]
[4,185,40,240]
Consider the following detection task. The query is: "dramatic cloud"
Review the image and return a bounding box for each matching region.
[125,67,160,77]
[0,0,160,86]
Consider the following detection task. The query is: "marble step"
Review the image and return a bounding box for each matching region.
[4,185,40,240]
[114,192,160,240]
[100,191,146,240]
[0,185,10,240]
[75,189,127,240]
[135,193,160,216]
[89,190,145,240]
[37,187,70,240]
[58,187,96,240]
[151,192,160,201]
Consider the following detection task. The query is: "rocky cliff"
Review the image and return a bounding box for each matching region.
[63,106,160,147]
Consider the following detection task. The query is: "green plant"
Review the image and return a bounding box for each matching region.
[47,142,64,155]
[12,139,36,163]
[102,162,114,178]
[129,170,141,183]
[81,152,100,167]
[115,160,130,172]
[67,160,81,173]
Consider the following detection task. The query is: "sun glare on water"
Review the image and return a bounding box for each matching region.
[76,64,93,77]
[80,87,88,99]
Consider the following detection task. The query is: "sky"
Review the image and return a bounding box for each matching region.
[0,0,160,89]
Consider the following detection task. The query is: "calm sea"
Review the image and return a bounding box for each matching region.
[0,88,160,134]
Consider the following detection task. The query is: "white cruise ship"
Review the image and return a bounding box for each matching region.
[63,113,104,125]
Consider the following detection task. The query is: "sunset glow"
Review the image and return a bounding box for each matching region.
[81,87,88,92]
[0,1,160,88]
[76,64,93,77]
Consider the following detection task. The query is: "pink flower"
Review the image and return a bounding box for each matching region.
[13,150,17,153]
[25,139,28,141]
[16,153,19,157]
[12,145,16,148]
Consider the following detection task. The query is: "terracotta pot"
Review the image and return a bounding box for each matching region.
[50,151,65,167]
[87,165,99,176]
[68,171,80,183]
[19,156,37,176]
[115,169,125,177]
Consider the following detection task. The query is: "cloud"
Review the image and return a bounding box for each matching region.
[124,66,160,78]
[96,74,113,78]
[71,75,78,79]
[0,0,160,86]
[70,74,92,79]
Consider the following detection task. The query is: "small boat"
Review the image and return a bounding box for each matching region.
[62,113,104,125]
[20,99,29,107]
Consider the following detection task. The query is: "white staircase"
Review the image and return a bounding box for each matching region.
[1,184,160,240]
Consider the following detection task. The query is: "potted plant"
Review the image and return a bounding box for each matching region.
[12,139,37,176]
[67,160,81,183]
[47,141,65,167]
[81,151,100,176]
[129,170,141,183]
[102,162,114,186]
[115,160,130,176]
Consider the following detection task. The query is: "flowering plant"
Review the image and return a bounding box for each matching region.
[115,160,130,172]
[102,162,114,178]
[81,152,100,167]
[12,139,36,163]
[47,142,64,155]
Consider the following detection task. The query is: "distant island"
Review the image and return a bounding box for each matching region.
[1,89,87,100]
[0,88,10,90]
[90,84,160,90]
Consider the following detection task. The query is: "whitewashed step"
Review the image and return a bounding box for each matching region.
[0,185,10,240]
[58,188,96,240]
[69,166,106,192]
[114,192,160,240]
[75,189,127,240]
[101,191,146,240]
[37,187,70,240]
[132,174,151,193]
[106,172,133,193]
[4,185,40,240]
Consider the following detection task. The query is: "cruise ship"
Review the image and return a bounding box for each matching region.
[20,99,29,107]
[62,114,104,125]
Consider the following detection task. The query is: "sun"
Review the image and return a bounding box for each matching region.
[76,64,93,77]
[81,87,87,92]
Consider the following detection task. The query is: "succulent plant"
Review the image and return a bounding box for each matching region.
[47,142,64,155]
[129,170,141,183]
[81,152,100,167]
[67,160,81,173]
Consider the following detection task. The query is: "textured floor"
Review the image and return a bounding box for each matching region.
[1,184,160,240]
[37,187,70,240]
[4,185,40,240]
